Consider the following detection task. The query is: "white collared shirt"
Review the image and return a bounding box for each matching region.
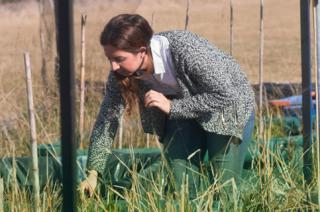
[147,35,179,96]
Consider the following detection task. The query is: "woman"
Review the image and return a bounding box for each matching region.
[79,14,255,198]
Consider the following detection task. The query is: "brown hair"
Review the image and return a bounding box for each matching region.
[100,14,153,114]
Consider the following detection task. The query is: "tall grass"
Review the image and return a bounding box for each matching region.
[1,103,319,210]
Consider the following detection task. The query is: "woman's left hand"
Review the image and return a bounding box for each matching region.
[144,90,171,114]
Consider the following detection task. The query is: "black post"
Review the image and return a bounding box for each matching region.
[300,0,313,184]
[56,0,77,211]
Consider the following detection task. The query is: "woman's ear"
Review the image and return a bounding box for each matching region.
[139,47,147,57]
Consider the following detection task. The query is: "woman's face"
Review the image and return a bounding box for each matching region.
[103,45,145,77]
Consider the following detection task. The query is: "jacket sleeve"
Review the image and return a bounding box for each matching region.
[169,41,239,120]
[86,73,124,176]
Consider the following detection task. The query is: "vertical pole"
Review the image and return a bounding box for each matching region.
[258,0,266,192]
[79,14,87,149]
[229,0,233,55]
[259,0,264,157]
[259,0,264,142]
[314,0,320,206]
[23,52,41,212]
[184,0,189,30]
[38,0,49,94]
[53,0,60,83]
[300,0,313,184]
[56,0,77,211]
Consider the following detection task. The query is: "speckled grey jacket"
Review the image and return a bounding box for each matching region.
[87,30,255,175]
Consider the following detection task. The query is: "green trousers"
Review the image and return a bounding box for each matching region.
[161,113,255,198]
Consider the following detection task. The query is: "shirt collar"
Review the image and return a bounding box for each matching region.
[150,35,169,76]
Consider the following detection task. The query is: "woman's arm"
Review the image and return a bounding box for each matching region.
[86,73,124,176]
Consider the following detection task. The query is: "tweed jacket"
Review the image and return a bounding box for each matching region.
[87,30,255,175]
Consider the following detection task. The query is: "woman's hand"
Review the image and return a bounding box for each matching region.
[79,170,98,198]
[144,90,171,114]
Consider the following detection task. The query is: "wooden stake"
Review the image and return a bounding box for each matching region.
[259,0,264,141]
[184,0,190,30]
[79,14,87,149]
[258,0,265,190]
[38,0,49,93]
[24,52,40,212]
[229,0,234,55]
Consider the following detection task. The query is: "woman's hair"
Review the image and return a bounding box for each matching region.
[100,14,153,114]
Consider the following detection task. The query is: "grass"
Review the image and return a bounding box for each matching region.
[1,104,320,211]
[1,0,320,210]
[1,132,319,211]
